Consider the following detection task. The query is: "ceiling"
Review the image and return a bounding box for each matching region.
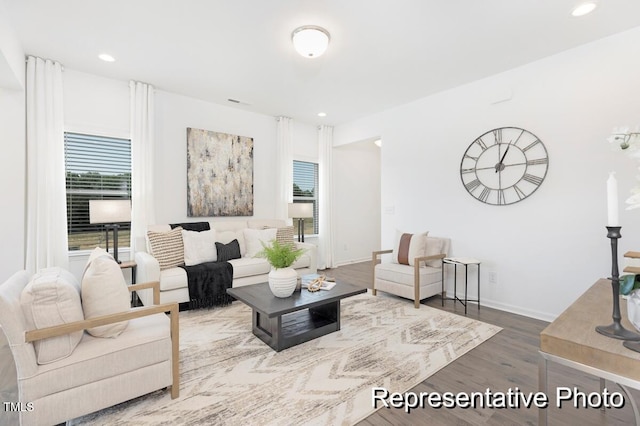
[6,0,640,126]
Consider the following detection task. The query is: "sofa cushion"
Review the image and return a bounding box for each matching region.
[216,240,241,262]
[243,228,277,258]
[20,268,84,365]
[82,255,130,338]
[291,251,311,269]
[228,258,271,278]
[148,227,185,270]
[392,231,428,266]
[375,262,442,287]
[182,229,217,265]
[159,267,188,291]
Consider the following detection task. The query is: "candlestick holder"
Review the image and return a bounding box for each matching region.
[596,226,640,340]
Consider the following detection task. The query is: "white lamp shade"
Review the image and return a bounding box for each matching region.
[292,26,330,58]
[89,200,131,224]
[288,202,313,218]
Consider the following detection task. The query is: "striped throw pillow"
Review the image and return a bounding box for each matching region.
[147,227,185,270]
[276,226,295,248]
[392,231,428,266]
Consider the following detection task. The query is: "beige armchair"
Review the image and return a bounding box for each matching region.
[0,271,179,426]
[372,236,450,308]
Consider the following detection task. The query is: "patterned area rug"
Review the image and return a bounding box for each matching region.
[72,293,501,425]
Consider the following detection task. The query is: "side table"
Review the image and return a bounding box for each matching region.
[119,261,138,307]
[441,257,481,314]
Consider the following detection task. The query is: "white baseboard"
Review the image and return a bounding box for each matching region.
[441,292,556,323]
[333,257,371,268]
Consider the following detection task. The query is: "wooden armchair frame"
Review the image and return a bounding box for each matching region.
[24,281,180,399]
[372,250,446,308]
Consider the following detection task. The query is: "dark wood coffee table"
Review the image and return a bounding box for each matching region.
[227,281,367,352]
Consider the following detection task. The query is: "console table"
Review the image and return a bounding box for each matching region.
[539,278,640,425]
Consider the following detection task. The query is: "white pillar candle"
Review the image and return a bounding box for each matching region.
[607,171,619,226]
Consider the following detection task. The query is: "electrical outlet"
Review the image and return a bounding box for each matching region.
[488,271,498,285]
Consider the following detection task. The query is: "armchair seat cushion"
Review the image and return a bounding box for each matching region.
[22,313,171,403]
[375,263,442,287]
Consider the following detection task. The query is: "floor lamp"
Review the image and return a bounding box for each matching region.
[89,199,131,264]
[288,203,314,243]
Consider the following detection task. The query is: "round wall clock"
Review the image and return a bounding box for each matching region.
[460,127,549,205]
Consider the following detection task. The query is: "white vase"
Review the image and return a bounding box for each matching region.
[268,267,298,298]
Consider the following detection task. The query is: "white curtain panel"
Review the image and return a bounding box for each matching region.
[130,81,156,254]
[276,116,293,222]
[25,56,68,273]
[318,125,334,269]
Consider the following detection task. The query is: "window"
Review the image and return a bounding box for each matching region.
[292,160,319,236]
[64,132,131,251]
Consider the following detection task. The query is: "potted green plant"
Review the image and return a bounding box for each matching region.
[258,240,306,297]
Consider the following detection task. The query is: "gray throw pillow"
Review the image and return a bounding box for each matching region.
[216,239,241,262]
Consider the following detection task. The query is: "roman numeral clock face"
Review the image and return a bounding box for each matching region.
[460,127,548,205]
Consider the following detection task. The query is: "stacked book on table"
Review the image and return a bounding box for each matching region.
[301,274,336,291]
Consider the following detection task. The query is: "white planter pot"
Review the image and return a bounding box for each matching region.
[268,267,298,298]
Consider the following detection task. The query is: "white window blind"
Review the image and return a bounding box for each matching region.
[64,132,131,251]
[293,160,319,235]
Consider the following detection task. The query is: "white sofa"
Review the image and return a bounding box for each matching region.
[135,219,317,306]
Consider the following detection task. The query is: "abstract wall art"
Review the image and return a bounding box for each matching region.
[186,127,254,217]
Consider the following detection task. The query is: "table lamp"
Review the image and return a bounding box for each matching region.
[89,199,131,263]
[288,203,313,243]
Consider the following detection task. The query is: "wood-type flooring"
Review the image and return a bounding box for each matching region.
[322,261,640,426]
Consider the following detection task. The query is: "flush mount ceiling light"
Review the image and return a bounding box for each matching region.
[317,112,327,117]
[292,26,330,58]
[98,53,115,62]
[571,2,597,17]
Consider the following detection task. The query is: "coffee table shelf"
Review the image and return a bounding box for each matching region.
[228,282,366,352]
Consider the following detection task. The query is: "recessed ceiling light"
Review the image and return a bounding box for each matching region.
[98,53,115,62]
[317,112,327,117]
[571,2,597,17]
[374,139,382,147]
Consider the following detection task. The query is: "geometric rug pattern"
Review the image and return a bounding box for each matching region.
[71,293,501,425]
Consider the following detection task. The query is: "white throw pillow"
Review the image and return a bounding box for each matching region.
[391,230,428,266]
[82,247,111,279]
[244,228,277,258]
[82,254,130,338]
[216,230,246,256]
[182,229,217,265]
[21,268,84,364]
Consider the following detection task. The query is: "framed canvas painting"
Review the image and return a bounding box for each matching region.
[186,128,254,216]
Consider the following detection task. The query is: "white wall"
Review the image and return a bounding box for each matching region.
[155,92,278,223]
[335,27,640,321]
[0,0,25,283]
[333,139,381,265]
[61,70,319,279]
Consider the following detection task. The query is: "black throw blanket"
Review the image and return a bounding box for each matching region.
[178,261,234,310]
